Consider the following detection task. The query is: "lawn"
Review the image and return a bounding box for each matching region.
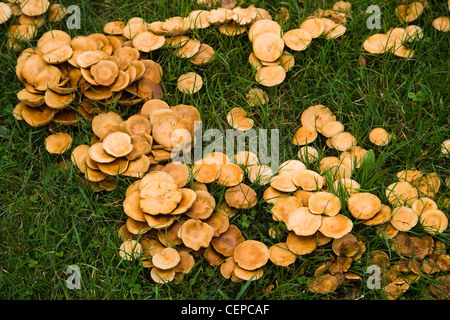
[0,0,449,301]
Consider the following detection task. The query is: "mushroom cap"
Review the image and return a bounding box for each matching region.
[185,190,216,220]
[150,267,176,283]
[292,169,324,191]
[190,43,215,66]
[187,10,211,29]
[216,163,245,187]
[71,144,90,174]
[347,192,382,220]
[333,178,360,196]
[308,191,342,216]
[271,196,303,222]
[308,274,341,294]
[21,104,55,127]
[90,60,119,86]
[177,72,203,94]
[292,125,318,145]
[226,107,254,131]
[270,174,297,192]
[390,206,419,231]
[234,150,259,166]
[173,251,195,274]
[119,240,142,261]
[132,31,165,52]
[225,183,257,209]
[329,132,357,151]
[386,181,419,207]
[319,120,345,138]
[220,256,237,279]
[97,157,129,176]
[247,164,274,185]
[91,112,124,140]
[211,224,245,257]
[325,24,346,39]
[152,115,192,149]
[283,28,312,51]
[102,132,133,158]
[411,197,438,216]
[285,207,323,236]
[45,132,73,154]
[123,191,146,222]
[88,142,116,164]
[169,188,196,215]
[0,3,12,24]
[252,32,284,62]
[232,5,257,25]
[263,186,289,205]
[416,173,441,198]
[192,160,220,183]
[268,242,297,267]
[433,17,450,32]
[161,162,190,188]
[299,18,324,38]
[285,232,317,255]
[177,219,215,251]
[419,209,448,234]
[369,127,391,146]
[363,204,393,226]
[152,247,181,270]
[233,240,269,270]
[363,33,389,54]
[219,20,247,36]
[204,210,230,237]
[140,99,170,119]
[21,0,50,16]
[319,214,353,239]
[441,139,450,155]
[297,146,319,163]
[255,65,286,87]
[248,19,282,42]
[233,266,264,281]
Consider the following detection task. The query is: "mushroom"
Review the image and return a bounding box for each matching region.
[292,169,324,191]
[102,132,133,158]
[119,239,142,261]
[45,132,73,154]
[177,72,203,94]
[271,196,303,222]
[233,240,269,270]
[419,209,448,234]
[177,219,215,251]
[233,266,264,281]
[270,174,297,192]
[308,192,342,216]
[285,207,323,236]
[386,181,419,207]
[211,224,245,257]
[268,242,297,267]
[369,127,391,146]
[390,206,419,231]
[150,267,176,283]
[285,232,317,255]
[255,65,286,87]
[299,17,325,38]
[152,247,181,270]
[252,32,284,63]
[226,107,254,131]
[433,17,450,32]
[216,163,245,187]
[185,190,216,220]
[347,192,382,220]
[318,214,353,239]
[224,183,257,209]
[248,19,282,42]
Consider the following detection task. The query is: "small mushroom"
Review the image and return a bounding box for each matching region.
[233,240,269,270]
[177,219,215,251]
[225,183,257,209]
[285,207,323,236]
[308,191,342,216]
[347,192,382,220]
[45,132,73,154]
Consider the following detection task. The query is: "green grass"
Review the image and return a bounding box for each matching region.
[0,0,449,300]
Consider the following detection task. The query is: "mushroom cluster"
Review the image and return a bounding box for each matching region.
[363,25,423,58]
[377,232,450,300]
[382,169,448,235]
[70,102,198,189]
[117,167,270,283]
[1,1,66,51]
[13,28,165,129]
[308,232,366,294]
